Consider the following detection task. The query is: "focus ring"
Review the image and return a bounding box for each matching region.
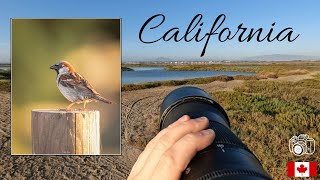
[208,121,249,151]
[198,169,272,180]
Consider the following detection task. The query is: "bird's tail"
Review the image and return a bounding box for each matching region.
[94,94,113,104]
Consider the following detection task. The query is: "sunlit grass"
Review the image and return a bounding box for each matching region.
[210,78,320,179]
[313,73,320,80]
[163,62,320,77]
[121,75,235,91]
[122,62,320,91]
[121,74,279,91]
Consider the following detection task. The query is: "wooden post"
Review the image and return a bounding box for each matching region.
[31,110,100,155]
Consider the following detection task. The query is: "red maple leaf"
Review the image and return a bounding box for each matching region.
[297,164,308,173]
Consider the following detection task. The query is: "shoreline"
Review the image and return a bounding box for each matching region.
[122,71,319,91]
[122,61,320,91]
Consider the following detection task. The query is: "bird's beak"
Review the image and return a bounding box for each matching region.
[50,64,59,70]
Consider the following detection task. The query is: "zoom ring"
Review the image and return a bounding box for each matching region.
[208,121,250,151]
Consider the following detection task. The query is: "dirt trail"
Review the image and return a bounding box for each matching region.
[0,72,317,179]
[275,71,319,82]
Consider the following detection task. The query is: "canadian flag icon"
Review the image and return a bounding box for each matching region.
[287,162,317,177]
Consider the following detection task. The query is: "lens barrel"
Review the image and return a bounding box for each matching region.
[160,86,272,180]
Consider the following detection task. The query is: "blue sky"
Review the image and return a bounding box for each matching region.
[1,0,320,62]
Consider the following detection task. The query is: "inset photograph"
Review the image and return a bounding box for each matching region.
[12,19,121,155]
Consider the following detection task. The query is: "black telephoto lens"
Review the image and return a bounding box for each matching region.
[160,86,272,180]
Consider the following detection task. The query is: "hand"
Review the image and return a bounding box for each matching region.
[128,115,215,180]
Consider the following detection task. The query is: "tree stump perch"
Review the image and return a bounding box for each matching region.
[31,110,100,155]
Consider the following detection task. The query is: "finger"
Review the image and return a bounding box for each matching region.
[152,129,215,180]
[155,116,209,152]
[167,115,191,129]
[138,117,209,179]
[147,115,190,150]
[128,115,190,179]
[146,115,190,149]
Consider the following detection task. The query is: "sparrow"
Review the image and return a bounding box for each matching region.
[50,61,112,110]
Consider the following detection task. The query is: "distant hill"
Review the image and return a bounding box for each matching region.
[124,54,320,63]
[154,57,173,62]
[0,55,10,64]
[244,54,319,61]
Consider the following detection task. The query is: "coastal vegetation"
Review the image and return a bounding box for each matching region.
[124,61,320,74]
[122,68,320,178]
[121,67,134,71]
[122,73,287,91]
[164,62,319,76]
[2,60,319,179]
[211,79,320,178]
[313,73,320,80]
[122,61,320,91]
[122,75,234,91]
[0,69,10,79]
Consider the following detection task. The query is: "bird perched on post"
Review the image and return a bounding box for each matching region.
[50,61,112,110]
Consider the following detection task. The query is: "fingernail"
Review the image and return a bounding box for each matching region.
[195,116,208,121]
[181,115,190,121]
[201,129,214,135]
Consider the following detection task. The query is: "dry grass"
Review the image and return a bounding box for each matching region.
[122,75,235,91]
[256,72,278,79]
[164,61,320,77]
[122,74,282,91]
[282,69,309,76]
[233,75,259,80]
[313,73,320,80]
[211,79,320,179]
[0,80,10,92]
[122,61,320,91]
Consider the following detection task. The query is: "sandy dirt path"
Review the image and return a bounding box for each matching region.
[0,72,317,179]
[274,71,319,82]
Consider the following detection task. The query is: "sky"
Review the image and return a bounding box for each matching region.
[1,0,320,62]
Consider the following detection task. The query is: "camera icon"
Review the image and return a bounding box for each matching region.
[289,134,315,156]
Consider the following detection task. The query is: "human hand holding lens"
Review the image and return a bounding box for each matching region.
[128,115,215,180]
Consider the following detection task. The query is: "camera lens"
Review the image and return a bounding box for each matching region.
[293,144,303,155]
[160,86,272,180]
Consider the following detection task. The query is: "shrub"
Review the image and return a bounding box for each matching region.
[234,75,259,80]
[209,78,320,179]
[122,75,235,91]
[283,69,309,75]
[256,72,278,79]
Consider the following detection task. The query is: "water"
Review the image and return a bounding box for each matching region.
[129,67,164,71]
[0,66,10,79]
[122,66,255,84]
[0,66,10,71]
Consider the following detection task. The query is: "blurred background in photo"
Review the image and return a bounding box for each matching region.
[12,19,121,154]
